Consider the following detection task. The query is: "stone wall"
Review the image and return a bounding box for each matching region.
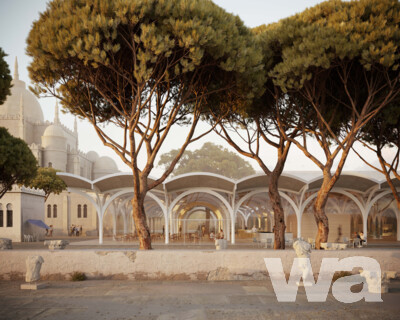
[0,249,399,281]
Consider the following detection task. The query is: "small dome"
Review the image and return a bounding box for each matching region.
[1,79,44,123]
[86,151,99,162]
[93,156,119,179]
[94,156,118,172]
[43,124,65,138]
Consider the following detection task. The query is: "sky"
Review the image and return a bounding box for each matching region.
[0,0,390,177]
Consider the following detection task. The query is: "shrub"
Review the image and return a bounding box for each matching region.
[70,271,86,281]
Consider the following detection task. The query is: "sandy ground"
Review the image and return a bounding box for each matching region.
[0,279,399,320]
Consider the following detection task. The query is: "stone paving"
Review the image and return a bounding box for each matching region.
[0,279,399,320]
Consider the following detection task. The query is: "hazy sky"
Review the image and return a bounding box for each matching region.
[0,0,386,177]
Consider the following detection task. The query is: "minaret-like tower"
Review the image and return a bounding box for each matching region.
[74,116,77,133]
[14,57,19,81]
[73,116,79,150]
[54,100,60,125]
[18,94,24,140]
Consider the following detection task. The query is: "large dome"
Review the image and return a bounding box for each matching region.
[43,124,65,138]
[0,79,44,123]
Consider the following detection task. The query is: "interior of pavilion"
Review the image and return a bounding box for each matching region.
[61,172,399,247]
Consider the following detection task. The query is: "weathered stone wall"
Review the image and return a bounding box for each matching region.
[0,249,399,281]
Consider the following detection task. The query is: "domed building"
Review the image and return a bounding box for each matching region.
[0,59,119,241]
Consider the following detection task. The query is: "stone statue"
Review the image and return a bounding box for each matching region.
[44,239,69,250]
[25,255,44,283]
[293,239,312,286]
[293,238,311,258]
[0,238,12,250]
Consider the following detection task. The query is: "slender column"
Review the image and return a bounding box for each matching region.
[165,210,169,244]
[363,210,368,242]
[99,217,104,244]
[231,216,235,244]
[297,211,302,238]
[123,210,128,234]
[112,212,117,236]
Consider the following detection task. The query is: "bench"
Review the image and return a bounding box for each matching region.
[320,242,347,250]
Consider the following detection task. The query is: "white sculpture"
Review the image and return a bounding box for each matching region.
[293,239,312,286]
[293,238,311,258]
[25,255,44,283]
[0,238,12,250]
[44,239,69,250]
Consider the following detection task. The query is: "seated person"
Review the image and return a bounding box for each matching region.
[359,232,366,245]
[209,231,215,240]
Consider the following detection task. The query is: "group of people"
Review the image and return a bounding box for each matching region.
[209,229,224,240]
[70,225,83,236]
[355,231,366,245]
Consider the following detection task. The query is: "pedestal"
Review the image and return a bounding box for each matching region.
[21,282,47,290]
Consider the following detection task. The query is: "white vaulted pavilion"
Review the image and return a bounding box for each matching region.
[57,171,400,244]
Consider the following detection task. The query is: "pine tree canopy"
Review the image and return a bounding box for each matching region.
[0,127,38,199]
[26,0,264,122]
[158,142,256,179]
[0,48,12,105]
[28,167,67,201]
[260,0,400,91]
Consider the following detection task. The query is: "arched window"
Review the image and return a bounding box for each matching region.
[77,204,82,218]
[83,204,88,218]
[47,205,51,218]
[6,203,13,227]
[53,205,57,218]
[0,204,3,228]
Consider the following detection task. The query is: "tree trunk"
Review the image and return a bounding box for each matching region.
[269,171,286,249]
[131,194,152,250]
[313,184,330,249]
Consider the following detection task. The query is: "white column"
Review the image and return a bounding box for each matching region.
[231,216,235,244]
[98,207,106,245]
[99,218,104,244]
[363,210,368,242]
[165,211,169,244]
[297,211,302,239]
[112,212,117,236]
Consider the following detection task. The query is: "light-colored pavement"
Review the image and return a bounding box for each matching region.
[0,279,399,320]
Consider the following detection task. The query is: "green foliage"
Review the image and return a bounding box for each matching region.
[28,167,67,201]
[26,0,264,121]
[0,48,12,105]
[70,271,86,281]
[360,103,400,148]
[254,0,400,142]
[264,0,400,90]
[158,142,256,179]
[0,127,38,199]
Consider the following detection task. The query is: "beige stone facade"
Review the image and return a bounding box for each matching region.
[0,59,119,240]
